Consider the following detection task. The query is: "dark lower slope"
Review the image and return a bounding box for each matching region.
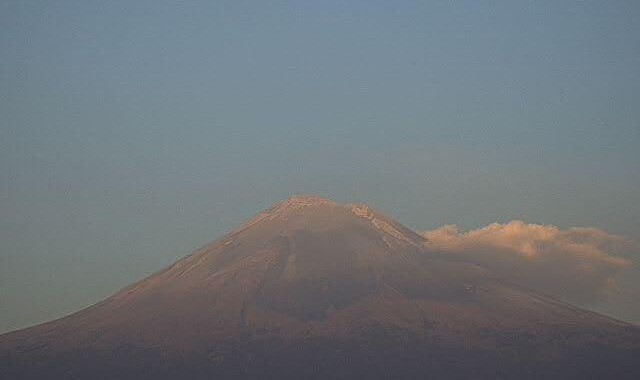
[3,334,640,380]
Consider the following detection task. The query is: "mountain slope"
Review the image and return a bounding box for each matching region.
[1,195,639,379]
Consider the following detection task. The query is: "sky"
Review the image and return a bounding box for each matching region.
[1,1,639,334]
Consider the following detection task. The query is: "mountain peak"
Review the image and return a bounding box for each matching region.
[285,194,334,203]
[2,196,639,379]
[249,195,340,225]
[274,194,337,210]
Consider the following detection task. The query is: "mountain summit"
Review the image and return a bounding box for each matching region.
[2,196,639,379]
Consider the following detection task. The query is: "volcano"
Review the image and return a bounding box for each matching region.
[2,196,639,379]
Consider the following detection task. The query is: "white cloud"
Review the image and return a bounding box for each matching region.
[421,221,634,305]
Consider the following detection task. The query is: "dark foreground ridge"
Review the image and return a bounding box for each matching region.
[2,196,639,379]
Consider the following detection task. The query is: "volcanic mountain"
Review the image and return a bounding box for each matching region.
[1,196,639,379]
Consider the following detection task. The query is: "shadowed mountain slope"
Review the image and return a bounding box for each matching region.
[2,196,639,379]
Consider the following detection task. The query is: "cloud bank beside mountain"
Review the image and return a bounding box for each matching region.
[421,221,635,305]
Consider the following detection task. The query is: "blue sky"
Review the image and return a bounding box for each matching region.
[1,1,639,333]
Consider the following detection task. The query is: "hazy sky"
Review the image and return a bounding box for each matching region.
[1,1,639,333]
